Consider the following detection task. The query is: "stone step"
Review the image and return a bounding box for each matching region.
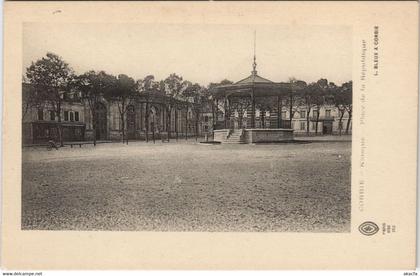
[227,138,242,141]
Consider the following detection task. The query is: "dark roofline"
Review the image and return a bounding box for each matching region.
[235,73,274,85]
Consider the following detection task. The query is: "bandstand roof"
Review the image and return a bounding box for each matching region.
[211,70,303,98]
[211,51,306,98]
[235,73,274,85]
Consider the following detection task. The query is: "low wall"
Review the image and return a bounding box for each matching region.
[86,129,203,141]
[244,129,294,143]
[213,129,229,142]
[214,129,294,143]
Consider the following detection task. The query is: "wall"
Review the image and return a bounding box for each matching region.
[244,129,294,143]
[213,129,228,142]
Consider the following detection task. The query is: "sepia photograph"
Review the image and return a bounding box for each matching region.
[21,23,352,232]
[2,1,418,270]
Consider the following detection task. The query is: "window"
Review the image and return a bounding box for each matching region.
[70,112,74,122]
[49,111,55,121]
[73,92,81,101]
[64,111,69,121]
[313,110,318,118]
[300,121,306,130]
[300,110,306,118]
[75,111,79,122]
[338,121,343,129]
[204,125,208,131]
[325,109,331,118]
[37,109,44,121]
[281,111,287,119]
[204,115,208,122]
[312,122,317,130]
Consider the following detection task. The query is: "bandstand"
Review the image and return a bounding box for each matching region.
[211,58,305,144]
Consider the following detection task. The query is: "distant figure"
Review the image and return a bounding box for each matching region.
[48,139,59,150]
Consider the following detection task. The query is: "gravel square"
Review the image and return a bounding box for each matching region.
[22,141,351,232]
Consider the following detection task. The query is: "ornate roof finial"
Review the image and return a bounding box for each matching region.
[252,30,257,76]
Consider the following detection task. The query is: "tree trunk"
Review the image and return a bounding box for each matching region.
[118,100,124,144]
[195,109,199,141]
[152,122,155,144]
[345,110,352,134]
[145,102,149,142]
[167,106,171,142]
[57,101,64,147]
[338,111,344,136]
[289,93,293,125]
[315,110,320,135]
[212,100,216,140]
[23,102,30,121]
[185,108,188,140]
[212,100,216,131]
[92,110,97,146]
[175,107,178,141]
[121,112,125,144]
[306,109,310,136]
[277,96,282,128]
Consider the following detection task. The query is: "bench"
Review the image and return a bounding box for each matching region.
[64,141,95,148]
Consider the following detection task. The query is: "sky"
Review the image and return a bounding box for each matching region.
[23,23,352,86]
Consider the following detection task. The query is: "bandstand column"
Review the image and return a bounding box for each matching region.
[251,92,256,128]
[175,104,178,140]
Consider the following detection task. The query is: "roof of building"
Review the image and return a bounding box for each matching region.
[235,71,274,85]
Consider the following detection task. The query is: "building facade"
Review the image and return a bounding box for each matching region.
[22,81,351,145]
[22,83,202,145]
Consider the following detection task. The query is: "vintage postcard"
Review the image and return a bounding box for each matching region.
[1,1,418,270]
